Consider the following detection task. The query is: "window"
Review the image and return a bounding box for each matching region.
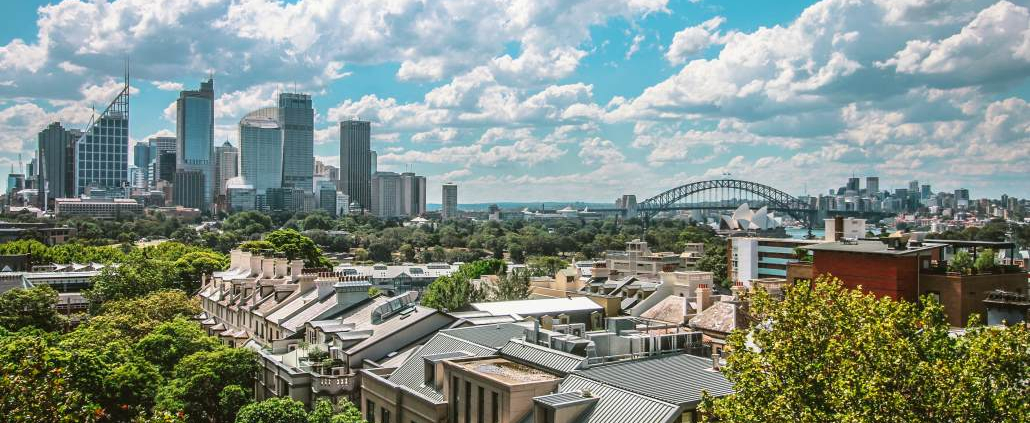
[381,408,390,423]
[366,400,375,423]
[451,377,459,421]
[464,381,471,423]
[491,392,499,423]
[477,386,484,423]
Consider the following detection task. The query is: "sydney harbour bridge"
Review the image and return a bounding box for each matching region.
[594,179,893,229]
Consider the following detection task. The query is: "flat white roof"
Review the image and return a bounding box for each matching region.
[471,297,602,316]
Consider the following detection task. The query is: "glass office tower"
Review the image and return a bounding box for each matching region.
[175,79,215,211]
[278,93,314,193]
[75,82,129,196]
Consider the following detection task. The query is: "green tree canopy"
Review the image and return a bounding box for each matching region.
[156,347,259,423]
[487,269,531,302]
[421,259,506,311]
[234,398,308,423]
[973,248,997,273]
[525,256,568,277]
[136,317,222,374]
[261,229,332,268]
[700,275,1030,422]
[948,250,974,275]
[0,285,65,332]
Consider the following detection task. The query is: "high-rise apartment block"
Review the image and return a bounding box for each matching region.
[174,79,215,211]
[340,120,371,211]
[441,182,458,220]
[370,171,426,218]
[278,93,314,193]
[214,141,239,208]
[865,177,879,196]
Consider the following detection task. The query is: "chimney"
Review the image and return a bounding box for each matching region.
[696,283,713,312]
[229,249,241,269]
[239,251,252,273]
[335,277,371,309]
[249,254,262,277]
[261,258,275,278]
[289,260,305,281]
[711,353,721,371]
[834,216,844,242]
[274,257,288,278]
[731,280,746,299]
[297,273,316,293]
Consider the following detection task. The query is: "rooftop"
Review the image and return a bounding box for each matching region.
[456,357,559,385]
[573,353,733,406]
[471,297,603,317]
[800,239,945,256]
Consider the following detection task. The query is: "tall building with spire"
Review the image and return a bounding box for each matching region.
[75,74,129,197]
[174,79,215,211]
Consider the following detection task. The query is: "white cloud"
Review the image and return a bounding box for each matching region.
[579,138,626,165]
[665,16,726,65]
[626,34,645,60]
[152,80,184,91]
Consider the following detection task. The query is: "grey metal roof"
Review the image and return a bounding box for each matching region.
[572,354,733,406]
[800,240,944,256]
[500,339,586,375]
[386,324,528,402]
[534,391,593,407]
[444,323,530,348]
[558,375,680,423]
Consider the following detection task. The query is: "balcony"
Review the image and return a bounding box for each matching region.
[311,373,357,395]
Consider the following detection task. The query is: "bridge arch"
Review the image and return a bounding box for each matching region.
[636,179,817,227]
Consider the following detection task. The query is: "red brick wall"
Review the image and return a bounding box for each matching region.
[812,251,920,301]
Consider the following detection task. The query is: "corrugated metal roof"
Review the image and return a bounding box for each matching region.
[534,391,591,406]
[572,354,733,406]
[558,375,680,423]
[471,298,602,316]
[500,339,586,375]
[386,323,528,402]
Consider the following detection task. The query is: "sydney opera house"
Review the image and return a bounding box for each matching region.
[719,203,783,231]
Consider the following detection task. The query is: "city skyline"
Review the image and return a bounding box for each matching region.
[1,0,1029,202]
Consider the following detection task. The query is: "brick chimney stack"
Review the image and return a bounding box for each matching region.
[696,283,713,312]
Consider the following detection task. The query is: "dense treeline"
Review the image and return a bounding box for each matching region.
[700,276,1030,422]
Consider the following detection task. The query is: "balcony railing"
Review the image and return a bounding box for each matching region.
[311,373,356,395]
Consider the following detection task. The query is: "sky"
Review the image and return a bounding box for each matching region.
[1,0,1029,203]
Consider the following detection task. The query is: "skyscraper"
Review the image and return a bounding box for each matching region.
[175,79,215,211]
[370,171,401,218]
[239,107,283,208]
[846,177,860,193]
[76,78,129,196]
[214,141,239,197]
[370,150,377,175]
[340,120,371,210]
[400,172,426,216]
[38,122,78,205]
[278,93,313,193]
[132,141,152,185]
[865,177,879,197]
[442,182,458,220]
[148,136,176,187]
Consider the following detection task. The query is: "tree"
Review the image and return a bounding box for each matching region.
[302,212,335,231]
[222,211,274,237]
[973,248,997,273]
[235,398,308,423]
[526,256,568,277]
[86,290,201,341]
[697,241,729,289]
[421,259,504,311]
[488,269,531,301]
[84,257,174,310]
[307,398,366,423]
[948,250,974,275]
[0,332,102,422]
[172,251,228,293]
[699,275,1030,422]
[264,229,332,268]
[0,285,65,332]
[155,348,259,423]
[136,317,222,374]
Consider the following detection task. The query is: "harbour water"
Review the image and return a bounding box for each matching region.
[785,227,825,239]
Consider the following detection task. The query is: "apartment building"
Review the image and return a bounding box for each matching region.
[604,239,683,277]
[53,197,144,219]
[728,237,822,286]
